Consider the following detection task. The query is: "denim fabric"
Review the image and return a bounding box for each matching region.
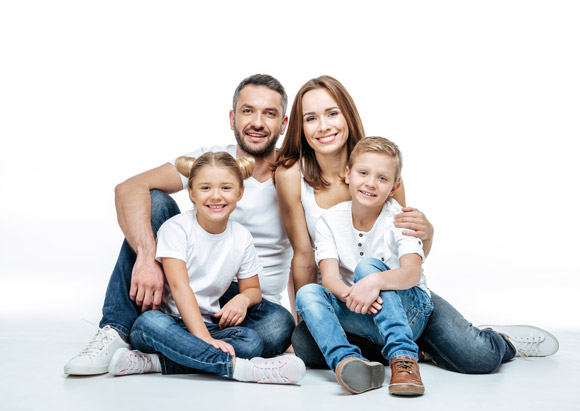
[218,282,295,358]
[130,310,263,378]
[295,258,432,371]
[293,290,517,374]
[100,190,180,337]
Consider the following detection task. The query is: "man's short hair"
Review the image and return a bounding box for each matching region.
[232,74,288,115]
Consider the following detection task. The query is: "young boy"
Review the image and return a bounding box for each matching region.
[295,136,432,396]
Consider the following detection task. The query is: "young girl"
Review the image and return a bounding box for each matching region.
[107,151,305,384]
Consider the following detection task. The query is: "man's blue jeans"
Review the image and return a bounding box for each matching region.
[293,291,517,374]
[295,258,433,371]
[99,190,294,357]
[130,310,262,378]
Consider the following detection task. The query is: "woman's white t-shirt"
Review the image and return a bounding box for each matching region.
[155,209,262,322]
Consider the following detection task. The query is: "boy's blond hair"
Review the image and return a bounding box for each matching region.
[347,137,403,183]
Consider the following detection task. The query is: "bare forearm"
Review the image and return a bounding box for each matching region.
[172,286,211,339]
[115,179,156,255]
[322,276,351,302]
[375,266,421,291]
[291,254,318,294]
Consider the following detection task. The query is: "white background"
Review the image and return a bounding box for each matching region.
[1,1,579,331]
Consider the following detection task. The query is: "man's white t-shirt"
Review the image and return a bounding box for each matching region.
[171,145,292,304]
[315,199,429,294]
[156,209,262,322]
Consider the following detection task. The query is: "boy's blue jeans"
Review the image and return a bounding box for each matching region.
[295,258,433,371]
[130,310,263,378]
[99,190,294,358]
[293,293,517,374]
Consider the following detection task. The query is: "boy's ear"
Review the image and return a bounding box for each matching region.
[344,166,351,184]
[390,181,402,197]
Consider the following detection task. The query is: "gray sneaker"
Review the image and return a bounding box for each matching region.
[478,324,559,357]
[335,357,385,394]
[64,326,131,375]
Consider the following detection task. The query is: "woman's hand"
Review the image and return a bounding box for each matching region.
[213,294,251,329]
[394,207,434,241]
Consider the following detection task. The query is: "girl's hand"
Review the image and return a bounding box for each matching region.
[342,275,382,314]
[214,294,250,329]
[394,207,434,241]
[202,336,236,357]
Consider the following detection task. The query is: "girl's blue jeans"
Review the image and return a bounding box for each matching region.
[130,310,263,378]
[295,258,433,371]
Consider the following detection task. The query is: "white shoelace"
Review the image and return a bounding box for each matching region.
[253,359,289,384]
[119,352,151,375]
[77,326,118,358]
[513,335,546,357]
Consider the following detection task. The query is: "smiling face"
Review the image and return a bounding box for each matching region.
[230,85,288,158]
[301,88,349,156]
[345,151,401,212]
[188,165,244,234]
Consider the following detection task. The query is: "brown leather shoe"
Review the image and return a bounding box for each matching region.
[336,357,385,394]
[388,356,425,396]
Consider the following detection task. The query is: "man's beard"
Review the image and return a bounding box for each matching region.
[233,125,281,158]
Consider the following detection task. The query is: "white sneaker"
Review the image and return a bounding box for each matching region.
[108,348,154,376]
[64,326,131,375]
[251,355,306,384]
[478,324,559,357]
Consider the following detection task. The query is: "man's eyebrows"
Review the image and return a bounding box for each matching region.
[239,103,280,114]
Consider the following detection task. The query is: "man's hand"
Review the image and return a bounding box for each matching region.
[129,254,165,312]
[394,207,433,241]
[342,274,383,315]
[214,294,251,329]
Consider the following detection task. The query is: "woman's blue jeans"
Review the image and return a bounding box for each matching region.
[99,190,294,358]
[295,258,433,371]
[130,310,263,378]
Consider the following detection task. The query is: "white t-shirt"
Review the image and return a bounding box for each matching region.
[315,199,429,294]
[172,145,292,304]
[156,209,262,322]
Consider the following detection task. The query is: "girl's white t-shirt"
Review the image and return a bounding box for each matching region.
[156,209,262,322]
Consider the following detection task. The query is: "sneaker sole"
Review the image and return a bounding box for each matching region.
[64,363,109,376]
[336,358,385,394]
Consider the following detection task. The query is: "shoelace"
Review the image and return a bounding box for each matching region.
[393,358,415,374]
[253,359,288,383]
[120,352,151,374]
[78,326,117,358]
[513,335,545,358]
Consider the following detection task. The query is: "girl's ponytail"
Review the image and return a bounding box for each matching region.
[175,156,196,178]
[236,157,255,180]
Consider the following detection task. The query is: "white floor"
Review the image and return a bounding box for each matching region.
[1,318,579,411]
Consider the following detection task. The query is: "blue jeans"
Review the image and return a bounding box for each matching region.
[99,190,294,357]
[295,258,433,371]
[130,310,263,378]
[293,291,517,374]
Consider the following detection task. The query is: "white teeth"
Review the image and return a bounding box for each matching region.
[318,135,335,143]
[360,191,376,197]
[208,205,225,209]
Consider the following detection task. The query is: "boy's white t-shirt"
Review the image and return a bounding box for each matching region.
[315,199,429,294]
[171,145,292,304]
[156,209,262,322]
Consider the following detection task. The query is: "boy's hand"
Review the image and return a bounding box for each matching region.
[214,294,250,328]
[342,274,383,314]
